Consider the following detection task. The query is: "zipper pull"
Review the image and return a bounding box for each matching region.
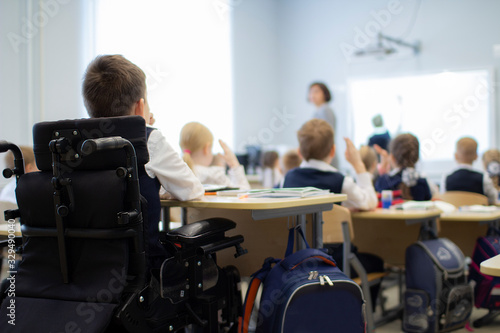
[313,271,319,279]
[308,271,314,280]
[319,275,325,286]
[323,275,334,286]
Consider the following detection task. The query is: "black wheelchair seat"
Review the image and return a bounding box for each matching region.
[0,116,246,333]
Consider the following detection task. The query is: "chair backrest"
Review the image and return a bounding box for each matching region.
[322,205,354,244]
[438,191,488,207]
[0,200,17,223]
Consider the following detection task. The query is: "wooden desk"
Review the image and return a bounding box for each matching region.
[162,194,347,275]
[480,254,500,277]
[351,209,442,265]
[439,210,500,257]
[0,223,21,237]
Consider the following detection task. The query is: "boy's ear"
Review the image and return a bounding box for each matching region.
[330,144,336,158]
[133,98,145,118]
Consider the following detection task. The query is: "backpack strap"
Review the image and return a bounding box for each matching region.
[239,257,280,333]
[284,225,310,257]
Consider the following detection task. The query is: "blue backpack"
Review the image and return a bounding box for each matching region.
[403,238,473,332]
[239,227,366,333]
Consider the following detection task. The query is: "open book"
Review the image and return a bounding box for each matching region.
[217,187,330,198]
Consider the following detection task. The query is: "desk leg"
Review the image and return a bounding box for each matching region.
[161,207,171,232]
[312,212,323,248]
[181,207,188,225]
[297,214,307,250]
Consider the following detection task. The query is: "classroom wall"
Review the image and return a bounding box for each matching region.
[0,0,92,145]
[0,0,92,186]
[232,0,500,175]
[231,0,282,153]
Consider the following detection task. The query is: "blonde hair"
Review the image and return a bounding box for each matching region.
[297,119,334,161]
[179,122,213,170]
[360,145,377,172]
[4,146,36,170]
[483,149,500,191]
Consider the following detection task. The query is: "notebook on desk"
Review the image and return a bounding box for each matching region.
[217,187,330,198]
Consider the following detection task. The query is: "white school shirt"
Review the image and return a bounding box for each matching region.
[0,179,17,205]
[193,164,250,190]
[300,159,378,210]
[145,127,204,201]
[440,163,498,204]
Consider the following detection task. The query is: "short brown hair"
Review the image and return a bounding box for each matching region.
[456,137,478,164]
[390,133,420,168]
[297,119,334,161]
[282,149,302,173]
[262,151,279,168]
[82,55,146,118]
[309,82,332,102]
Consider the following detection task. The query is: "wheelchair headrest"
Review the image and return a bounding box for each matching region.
[33,116,149,171]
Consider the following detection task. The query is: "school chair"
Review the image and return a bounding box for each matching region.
[437,191,488,207]
[322,205,388,333]
[0,117,245,333]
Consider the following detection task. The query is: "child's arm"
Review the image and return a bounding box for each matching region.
[218,139,251,190]
[342,138,378,210]
[146,130,204,201]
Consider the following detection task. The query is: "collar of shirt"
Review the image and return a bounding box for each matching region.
[453,163,477,172]
[300,159,338,172]
[389,167,401,177]
[373,127,388,135]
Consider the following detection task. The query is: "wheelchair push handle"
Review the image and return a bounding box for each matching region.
[81,136,131,155]
[0,140,25,179]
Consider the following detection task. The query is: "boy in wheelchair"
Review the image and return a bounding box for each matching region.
[0,55,246,332]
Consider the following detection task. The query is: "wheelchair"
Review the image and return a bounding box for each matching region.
[0,116,246,332]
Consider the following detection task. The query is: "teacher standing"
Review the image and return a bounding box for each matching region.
[308,82,338,168]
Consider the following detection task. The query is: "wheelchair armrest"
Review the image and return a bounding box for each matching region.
[166,218,236,245]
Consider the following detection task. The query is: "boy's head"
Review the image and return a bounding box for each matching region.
[82,55,149,121]
[455,137,478,164]
[297,119,334,162]
[262,151,279,169]
[281,149,302,174]
[5,146,38,173]
[390,133,419,169]
[360,145,377,173]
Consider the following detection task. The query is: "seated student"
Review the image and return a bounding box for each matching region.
[180,122,250,190]
[281,149,302,174]
[359,145,378,183]
[0,146,38,205]
[483,149,500,192]
[82,55,204,269]
[282,119,377,210]
[261,151,282,188]
[282,119,382,307]
[441,137,498,204]
[375,133,437,201]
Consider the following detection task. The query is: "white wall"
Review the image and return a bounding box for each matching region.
[232,0,500,177]
[0,0,92,186]
[231,0,282,153]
